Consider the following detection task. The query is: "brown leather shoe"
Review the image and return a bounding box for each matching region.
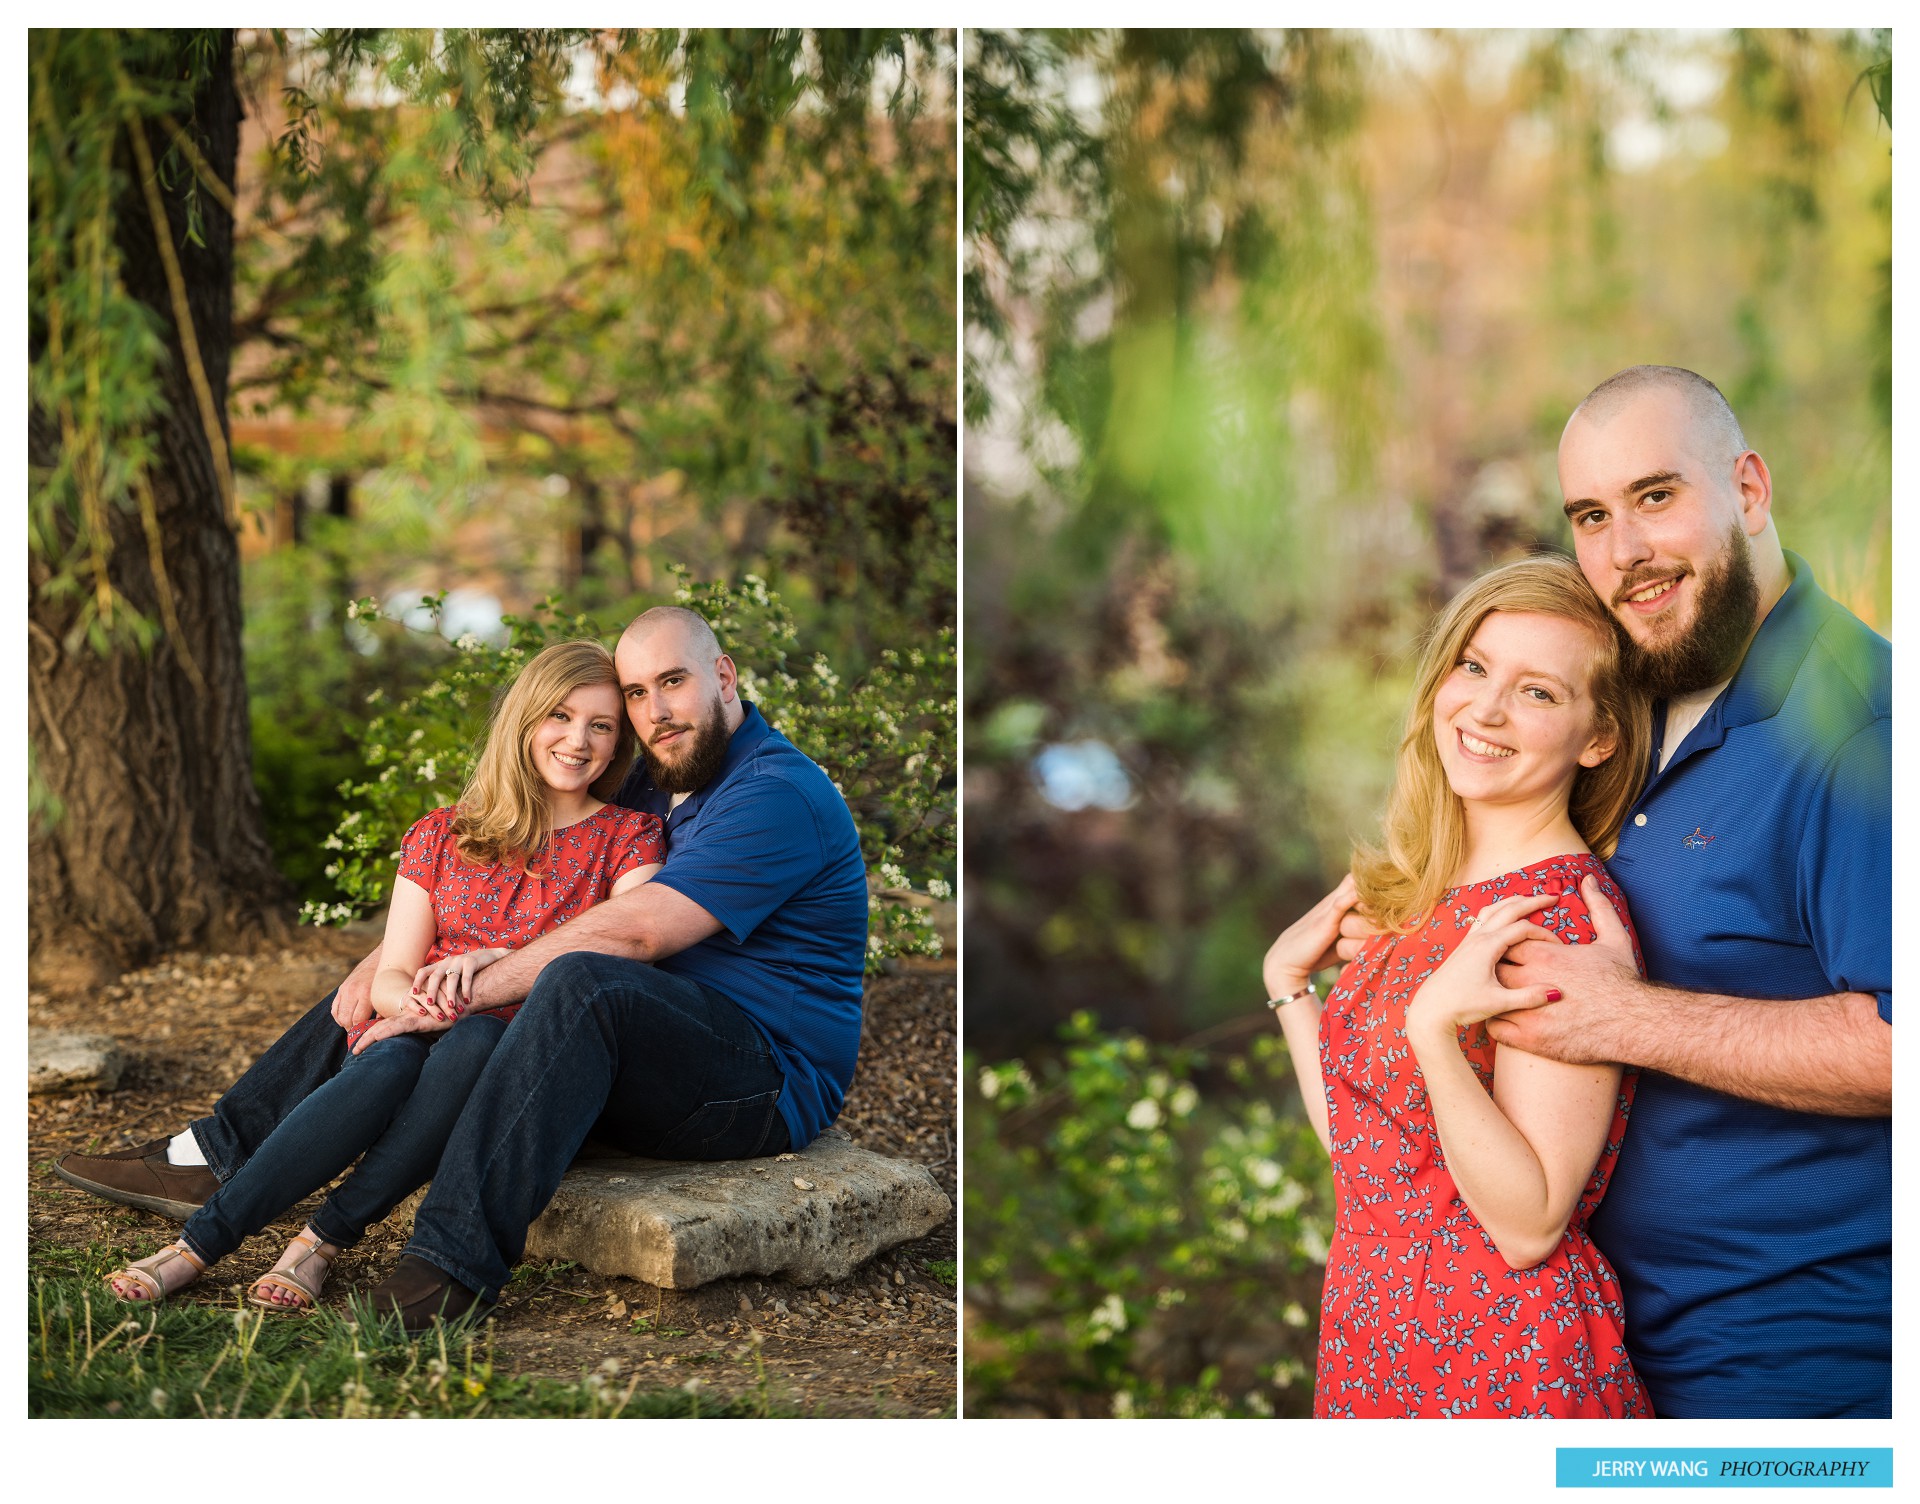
[362,1255,494,1335]
[52,1136,219,1220]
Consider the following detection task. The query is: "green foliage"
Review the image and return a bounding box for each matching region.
[641,29,945,219]
[305,571,954,970]
[241,519,446,902]
[28,1243,766,1418]
[964,28,1892,1053]
[923,1258,957,1286]
[33,28,954,655]
[965,1014,1332,1417]
[28,30,221,645]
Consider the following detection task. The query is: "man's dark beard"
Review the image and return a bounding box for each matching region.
[1619,522,1760,699]
[640,694,732,794]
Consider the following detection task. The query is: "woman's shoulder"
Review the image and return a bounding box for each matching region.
[1490,852,1634,943]
[403,804,461,841]
[1487,851,1610,890]
[396,804,461,878]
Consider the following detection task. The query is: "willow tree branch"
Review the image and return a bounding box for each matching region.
[123,105,237,525]
[132,468,208,694]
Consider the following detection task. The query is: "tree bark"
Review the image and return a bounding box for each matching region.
[29,33,288,987]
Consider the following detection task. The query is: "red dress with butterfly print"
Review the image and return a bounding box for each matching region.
[1311,853,1653,1418]
[344,803,664,1046]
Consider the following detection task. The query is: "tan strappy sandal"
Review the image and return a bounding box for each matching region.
[106,1239,207,1303]
[248,1228,341,1313]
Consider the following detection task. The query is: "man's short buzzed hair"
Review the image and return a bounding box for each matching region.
[621,604,724,661]
[1571,364,1748,464]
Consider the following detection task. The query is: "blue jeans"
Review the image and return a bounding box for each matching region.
[406,952,789,1301]
[191,954,789,1298]
[180,1013,508,1264]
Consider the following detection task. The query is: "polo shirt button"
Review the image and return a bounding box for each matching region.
[1633,813,1647,826]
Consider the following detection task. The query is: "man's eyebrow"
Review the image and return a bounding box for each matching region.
[621,665,690,691]
[1623,469,1683,494]
[1562,469,1684,518]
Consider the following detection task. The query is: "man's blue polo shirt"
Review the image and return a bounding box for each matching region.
[614,702,868,1148]
[1590,553,1890,1418]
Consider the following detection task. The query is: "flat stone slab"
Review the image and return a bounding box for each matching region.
[29,1028,126,1095]
[521,1129,951,1289]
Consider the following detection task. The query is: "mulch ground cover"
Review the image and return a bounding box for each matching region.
[28,928,956,1417]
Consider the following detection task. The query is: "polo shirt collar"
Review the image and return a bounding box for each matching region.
[1645,550,1824,786]
[1716,551,1823,731]
[620,700,772,830]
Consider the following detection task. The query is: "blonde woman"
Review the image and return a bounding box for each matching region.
[105,640,664,1311]
[1263,555,1655,1417]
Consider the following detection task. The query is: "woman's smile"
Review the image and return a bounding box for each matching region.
[1457,728,1515,760]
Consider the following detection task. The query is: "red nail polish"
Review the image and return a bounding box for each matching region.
[1546,989,1563,1002]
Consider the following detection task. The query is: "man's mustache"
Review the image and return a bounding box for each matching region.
[1611,564,1690,607]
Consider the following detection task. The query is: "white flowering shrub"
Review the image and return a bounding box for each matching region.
[303,572,954,972]
[965,1014,1333,1417]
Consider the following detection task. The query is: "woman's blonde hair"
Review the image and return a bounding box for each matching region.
[1351,554,1650,933]
[451,639,635,869]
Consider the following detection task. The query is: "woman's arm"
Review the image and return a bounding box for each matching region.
[609,860,661,897]
[414,861,666,1016]
[1405,891,1617,1269]
[369,877,438,1018]
[1262,874,1361,1157]
[1272,994,1331,1154]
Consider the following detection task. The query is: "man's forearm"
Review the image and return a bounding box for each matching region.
[1623,983,1889,1116]
[468,890,660,1011]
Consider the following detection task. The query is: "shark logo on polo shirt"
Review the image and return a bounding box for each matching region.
[1682,826,1716,850]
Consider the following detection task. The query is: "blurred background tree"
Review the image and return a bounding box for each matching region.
[965,25,1889,1053]
[29,27,955,984]
[963,26,1889,1417]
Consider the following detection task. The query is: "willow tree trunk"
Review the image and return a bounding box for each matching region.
[28,34,287,987]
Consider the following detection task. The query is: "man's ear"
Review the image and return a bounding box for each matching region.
[1733,448,1774,537]
[715,653,739,701]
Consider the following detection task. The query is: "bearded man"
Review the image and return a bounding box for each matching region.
[1490,367,1891,1417]
[56,606,870,1329]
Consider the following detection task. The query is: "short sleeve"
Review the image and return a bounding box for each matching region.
[608,810,666,880]
[397,806,455,889]
[1544,864,1646,978]
[651,774,825,943]
[1798,717,1892,1023]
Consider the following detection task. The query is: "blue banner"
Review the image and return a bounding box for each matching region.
[1557,1449,1892,1489]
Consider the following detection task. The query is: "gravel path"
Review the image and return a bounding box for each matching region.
[28,930,956,1416]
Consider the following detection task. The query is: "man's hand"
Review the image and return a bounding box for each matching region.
[349,1009,453,1055]
[1331,895,1384,966]
[1488,872,1641,1064]
[331,944,383,1029]
[1264,874,1364,999]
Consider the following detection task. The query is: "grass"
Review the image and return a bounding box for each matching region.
[923,1258,956,1286]
[29,1242,778,1419]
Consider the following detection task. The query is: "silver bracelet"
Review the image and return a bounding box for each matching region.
[1266,980,1317,1009]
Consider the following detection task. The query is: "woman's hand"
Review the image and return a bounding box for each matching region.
[1263,874,1364,1002]
[1406,892,1564,1036]
[409,948,507,1021]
